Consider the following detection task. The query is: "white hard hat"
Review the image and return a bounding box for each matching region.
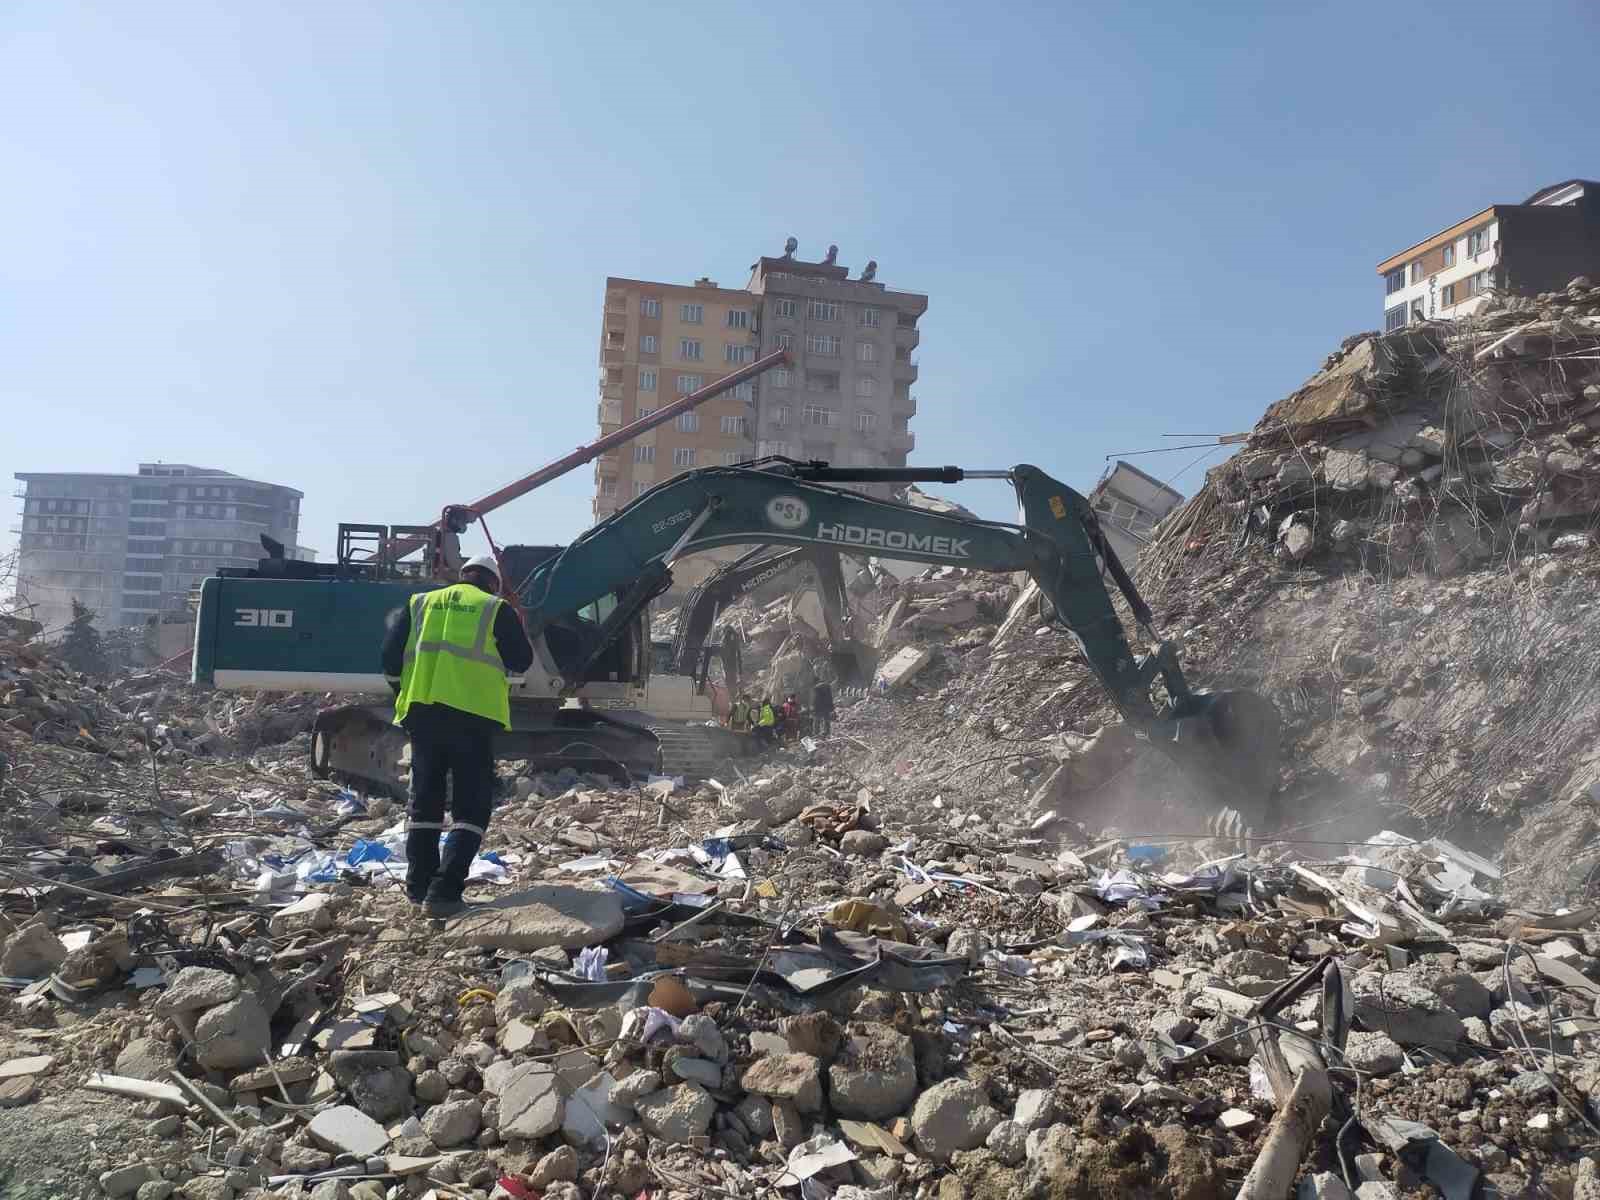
[462,553,501,584]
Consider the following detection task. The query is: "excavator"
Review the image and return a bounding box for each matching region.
[192,457,1281,809]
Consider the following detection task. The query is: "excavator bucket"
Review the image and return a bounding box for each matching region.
[1164,689,1283,827]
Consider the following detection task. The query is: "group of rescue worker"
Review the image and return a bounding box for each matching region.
[727,675,835,746]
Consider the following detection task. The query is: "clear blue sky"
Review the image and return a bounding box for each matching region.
[3,1,1596,562]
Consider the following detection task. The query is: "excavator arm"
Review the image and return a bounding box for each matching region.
[523,462,1166,719]
[667,543,872,690]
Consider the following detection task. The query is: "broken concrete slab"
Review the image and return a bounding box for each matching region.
[307,1105,390,1158]
[876,645,933,691]
[497,1064,565,1139]
[441,885,624,951]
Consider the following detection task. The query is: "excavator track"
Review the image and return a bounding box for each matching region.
[311,701,662,796]
[627,717,750,780]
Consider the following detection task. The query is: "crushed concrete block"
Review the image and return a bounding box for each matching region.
[1323,449,1371,491]
[741,1053,823,1112]
[154,967,240,1015]
[194,995,272,1071]
[1298,1172,1357,1200]
[1343,1031,1404,1075]
[636,1083,716,1145]
[1,922,67,978]
[100,1165,159,1198]
[1348,971,1465,1049]
[829,1027,917,1120]
[911,1078,1002,1162]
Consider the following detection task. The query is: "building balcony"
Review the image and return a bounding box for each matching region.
[597,401,622,426]
[889,390,917,416]
[890,430,915,453]
[598,379,623,401]
[894,325,920,350]
[893,359,918,383]
[599,346,625,367]
[604,293,628,314]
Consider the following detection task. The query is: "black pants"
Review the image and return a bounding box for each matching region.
[814,712,832,737]
[403,703,497,903]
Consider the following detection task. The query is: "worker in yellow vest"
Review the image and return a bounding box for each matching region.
[381,554,534,917]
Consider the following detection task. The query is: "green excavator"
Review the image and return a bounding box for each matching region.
[191,458,1281,816]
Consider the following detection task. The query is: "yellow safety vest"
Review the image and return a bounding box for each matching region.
[393,583,512,730]
[758,704,776,727]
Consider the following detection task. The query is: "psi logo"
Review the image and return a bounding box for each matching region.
[766,496,810,530]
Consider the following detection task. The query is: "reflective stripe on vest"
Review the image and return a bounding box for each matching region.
[393,584,512,730]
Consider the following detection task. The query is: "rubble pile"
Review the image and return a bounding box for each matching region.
[12,691,1600,1200]
[11,292,1600,1197]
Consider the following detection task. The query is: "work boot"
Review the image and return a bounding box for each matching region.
[423,896,471,919]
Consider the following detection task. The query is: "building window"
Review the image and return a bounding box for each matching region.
[680,303,703,324]
[860,307,880,328]
[759,440,795,458]
[677,374,703,394]
[856,341,877,363]
[1384,304,1408,332]
[1467,269,1495,296]
[725,343,757,364]
[857,411,877,433]
[772,367,793,388]
[639,369,656,391]
[1442,243,1456,268]
[720,415,748,436]
[775,331,794,350]
[809,299,840,322]
[679,338,703,361]
[803,405,840,428]
[726,309,750,329]
[634,444,655,463]
[773,298,797,319]
[806,371,839,393]
[673,448,697,468]
[732,380,754,402]
[773,405,791,427]
[640,334,658,354]
[598,477,618,497]
[634,482,650,497]
[1440,283,1456,307]
[641,298,662,318]
[806,333,840,356]
[1467,226,1493,257]
[676,412,700,433]
[1409,260,1426,285]
[638,405,656,419]
[856,377,876,397]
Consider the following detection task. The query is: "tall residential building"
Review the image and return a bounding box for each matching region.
[594,241,927,519]
[1377,178,1600,329]
[11,463,310,633]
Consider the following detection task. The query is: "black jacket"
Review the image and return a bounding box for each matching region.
[381,585,536,685]
[812,681,835,715]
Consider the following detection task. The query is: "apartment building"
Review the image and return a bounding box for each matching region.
[594,241,928,519]
[746,245,927,484]
[1377,178,1600,330]
[11,463,310,633]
